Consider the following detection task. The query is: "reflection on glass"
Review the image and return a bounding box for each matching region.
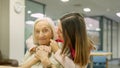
[85,17,100,50]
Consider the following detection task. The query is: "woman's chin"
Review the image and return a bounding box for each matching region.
[39,42,49,46]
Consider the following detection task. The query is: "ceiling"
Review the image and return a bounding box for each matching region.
[33,0,120,22]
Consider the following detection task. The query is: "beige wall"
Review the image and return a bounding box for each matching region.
[0,0,1,49]
[0,0,10,59]
[0,0,25,63]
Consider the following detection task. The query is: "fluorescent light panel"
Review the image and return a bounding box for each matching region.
[61,0,69,2]
[83,8,91,12]
[116,12,120,17]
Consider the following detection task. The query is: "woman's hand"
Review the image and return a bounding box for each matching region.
[35,45,51,60]
[35,45,52,67]
[50,39,59,53]
[37,45,51,53]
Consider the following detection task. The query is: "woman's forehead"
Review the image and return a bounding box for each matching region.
[36,20,50,27]
[35,20,52,29]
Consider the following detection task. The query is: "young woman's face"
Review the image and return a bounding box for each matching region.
[57,21,64,41]
[34,20,53,45]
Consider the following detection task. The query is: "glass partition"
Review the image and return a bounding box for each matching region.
[85,17,100,50]
[112,21,118,58]
[89,16,119,59]
[25,0,45,52]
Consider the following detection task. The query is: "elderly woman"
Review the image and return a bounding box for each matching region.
[20,17,63,68]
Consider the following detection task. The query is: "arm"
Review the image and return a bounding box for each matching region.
[20,49,51,68]
[54,49,76,68]
[20,51,51,68]
[20,57,38,68]
[40,57,52,68]
[50,40,79,68]
[20,50,39,68]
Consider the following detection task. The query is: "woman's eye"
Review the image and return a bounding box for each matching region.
[35,30,40,33]
[43,29,48,33]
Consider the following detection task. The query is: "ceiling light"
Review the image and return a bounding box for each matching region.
[61,0,69,2]
[116,12,120,17]
[31,13,44,18]
[26,21,34,25]
[83,8,91,12]
[27,10,31,14]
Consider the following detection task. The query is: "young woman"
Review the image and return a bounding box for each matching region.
[50,13,95,68]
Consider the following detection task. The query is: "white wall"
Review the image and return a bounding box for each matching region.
[9,0,25,63]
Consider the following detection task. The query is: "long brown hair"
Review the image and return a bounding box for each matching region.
[60,13,92,67]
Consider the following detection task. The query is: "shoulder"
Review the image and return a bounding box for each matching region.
[54,49,75,68]
[48,53,64,68]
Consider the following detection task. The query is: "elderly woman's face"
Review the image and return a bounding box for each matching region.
[34,20,53,45]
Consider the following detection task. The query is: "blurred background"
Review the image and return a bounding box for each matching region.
[0,0,120,68]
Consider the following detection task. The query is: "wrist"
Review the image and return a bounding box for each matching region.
[41,57,51,67]
[41,57,49,62]
[34,54,41,61]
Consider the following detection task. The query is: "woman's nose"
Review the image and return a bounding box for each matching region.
[39,32,44,37]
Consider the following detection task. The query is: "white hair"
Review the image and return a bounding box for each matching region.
[33,17,56,44]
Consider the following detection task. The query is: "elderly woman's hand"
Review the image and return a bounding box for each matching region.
[50,39,59,53]
[35,45,51,60]
[37,45,51,53]
[35,45,52,67]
